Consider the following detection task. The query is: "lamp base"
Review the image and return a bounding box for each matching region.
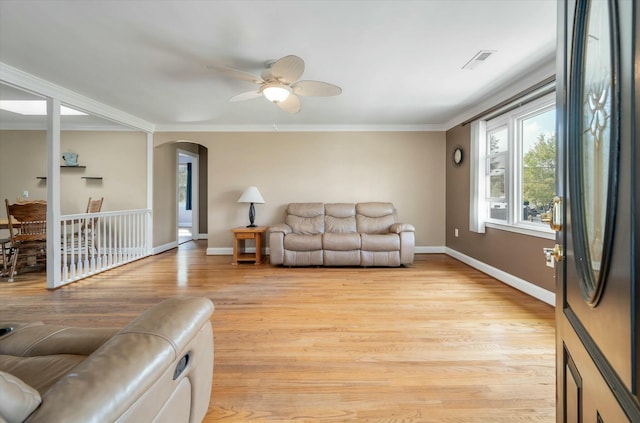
[247,203,257,228]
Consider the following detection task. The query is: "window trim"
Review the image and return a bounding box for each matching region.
[470,92,556,240]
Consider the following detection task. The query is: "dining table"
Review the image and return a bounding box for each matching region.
[1,217,26,230]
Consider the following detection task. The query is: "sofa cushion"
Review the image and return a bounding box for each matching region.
[284,234,323,251]
[356,202,397,234]
[361,233,400,251]
[356,202,396,217]
[286,203,325,235]
[0,370,41,423]
[325,203,356,233]
[323,232,361,251]
[357,214,395,234]
[0,325,116,357]
[361,250,401,267]
[0,353,85,394]
[324,250,360,266]
[284,250,323,266]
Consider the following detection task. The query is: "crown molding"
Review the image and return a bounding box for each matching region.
[154,123,447,133]
[0,62,155,133]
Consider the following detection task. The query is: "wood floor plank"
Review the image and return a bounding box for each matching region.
[0,241,555,422]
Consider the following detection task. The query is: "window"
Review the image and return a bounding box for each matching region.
[471,93,556,239]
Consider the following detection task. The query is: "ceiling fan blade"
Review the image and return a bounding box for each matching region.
[270,55,305,84]
[230,91,263,102]
[292,80,342,97]
[276,94,301,114]
[207,64,263,84]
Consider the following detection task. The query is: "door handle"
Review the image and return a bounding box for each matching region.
[541,197,563,232]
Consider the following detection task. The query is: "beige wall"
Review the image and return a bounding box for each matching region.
[153,141,177,246]
[154,131,446,250]
[197,144,208,233]
[0,130,147,217]
[0,130,47,210]
[445,124,556,292]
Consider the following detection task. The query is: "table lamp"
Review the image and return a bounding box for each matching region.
[237,186,265,227]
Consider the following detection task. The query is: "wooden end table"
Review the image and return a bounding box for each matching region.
[231,226,268,265]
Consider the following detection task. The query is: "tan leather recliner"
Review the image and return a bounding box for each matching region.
[0,296,214,423]
[269,202,415,267]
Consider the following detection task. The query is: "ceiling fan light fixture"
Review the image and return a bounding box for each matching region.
[261,84,290,103]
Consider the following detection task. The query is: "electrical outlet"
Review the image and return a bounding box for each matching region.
[454,228,459,237]
[22,190,29,198]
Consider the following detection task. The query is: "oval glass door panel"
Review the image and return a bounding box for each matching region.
[571,0,619,305]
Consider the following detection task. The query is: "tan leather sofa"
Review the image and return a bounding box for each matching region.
[269,202,415,267]
[0,297,214,423]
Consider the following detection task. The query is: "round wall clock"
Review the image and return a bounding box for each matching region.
[452,145,464,167]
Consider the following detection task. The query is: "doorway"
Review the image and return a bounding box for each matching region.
[177,150,199,244]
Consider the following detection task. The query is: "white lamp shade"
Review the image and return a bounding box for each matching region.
[237,186,265,204]
[261,84,290,103]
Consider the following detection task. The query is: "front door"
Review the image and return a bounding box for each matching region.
[556,0,638,422]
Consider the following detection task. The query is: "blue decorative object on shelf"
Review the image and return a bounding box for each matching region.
[62,152,78,166]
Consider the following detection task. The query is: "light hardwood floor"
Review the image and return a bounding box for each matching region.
[0,241,555,422]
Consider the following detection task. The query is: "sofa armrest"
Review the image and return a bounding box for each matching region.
[268,224,291,265]
[269,223,292,235]
[269,232,284,265]
[389,223,415,233]
[26,297,214,423]
[389,223,415,265]
[0,323,118,358]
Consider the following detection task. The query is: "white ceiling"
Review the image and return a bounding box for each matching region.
[0,0,557,131]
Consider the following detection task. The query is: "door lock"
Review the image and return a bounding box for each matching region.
[553,244,564,262]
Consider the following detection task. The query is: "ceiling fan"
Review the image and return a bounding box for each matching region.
[209,55,342,114]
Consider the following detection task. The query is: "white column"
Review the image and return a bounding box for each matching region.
[146,132,153,255]
[46,98,61,288]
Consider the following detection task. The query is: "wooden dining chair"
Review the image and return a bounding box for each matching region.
[81,197,103,251]
[86,197,103,214]
[4,199,47,282]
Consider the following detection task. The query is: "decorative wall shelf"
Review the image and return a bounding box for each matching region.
[36,175,103,181]
[36,165,102,180]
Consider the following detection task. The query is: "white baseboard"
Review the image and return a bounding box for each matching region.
[206,246,271,256]
[206,247,233,255]
[153,241,178,255]
[445,247,555,306]
[198,233,208,240]
[415,246,446,254]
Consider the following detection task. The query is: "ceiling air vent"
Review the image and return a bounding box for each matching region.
[462,50,496,70]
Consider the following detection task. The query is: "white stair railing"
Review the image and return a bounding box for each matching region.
[60,209,150,284]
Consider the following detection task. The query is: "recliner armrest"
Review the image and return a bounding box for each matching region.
[269,224,292,235]
[25,297,214,423]
[389,223,415,233]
